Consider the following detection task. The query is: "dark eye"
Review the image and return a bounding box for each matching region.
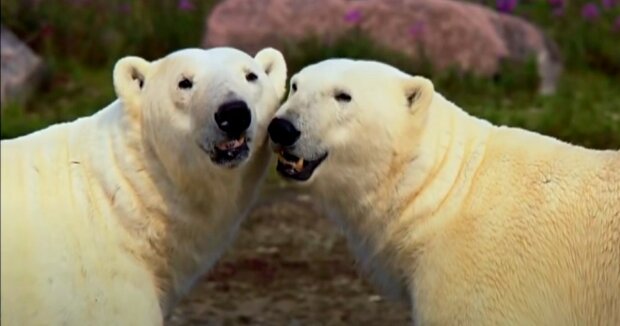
[246,72,258,82]
[178,78,193,89]
[335,92,352,102]
[291,82,297,92]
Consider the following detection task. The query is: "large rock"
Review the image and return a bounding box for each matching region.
[1,25,45,110]
[204,0,562,94]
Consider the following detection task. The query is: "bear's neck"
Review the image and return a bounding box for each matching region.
[314,94,494,301]
[85,101,270,316]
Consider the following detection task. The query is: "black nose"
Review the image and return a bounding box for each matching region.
[215,101,251,137]
[268,118,300,146]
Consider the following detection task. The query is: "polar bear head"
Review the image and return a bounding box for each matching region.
[268,59,434,183]
[113,47,286,170]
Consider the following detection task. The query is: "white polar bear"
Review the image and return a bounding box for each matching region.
[1,47,286,325]
[268,59,620,325]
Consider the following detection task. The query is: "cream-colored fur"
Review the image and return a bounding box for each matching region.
[272,59,620,325]
[1,47,287,325]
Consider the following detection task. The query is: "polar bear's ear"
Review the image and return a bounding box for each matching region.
[402,76,434,113]
[255,48,287,99]
[113,56,151,105]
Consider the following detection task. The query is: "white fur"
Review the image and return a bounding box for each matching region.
[274,59,620,325]
[1,47,287,325]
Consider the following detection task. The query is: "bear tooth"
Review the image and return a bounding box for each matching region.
[277,154,290,165]
[294,158,304,172]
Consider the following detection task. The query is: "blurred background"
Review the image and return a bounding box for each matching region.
[1,0,618,325]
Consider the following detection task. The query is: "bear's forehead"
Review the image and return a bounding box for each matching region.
[165,48,256,68]
[299,60,405,80]
[294,60,404,90]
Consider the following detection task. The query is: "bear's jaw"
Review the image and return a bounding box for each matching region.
[198,135,252,168]
[275,149,328,181]
[215,136,246,151]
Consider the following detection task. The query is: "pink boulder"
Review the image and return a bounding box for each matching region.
[204,0,562,94]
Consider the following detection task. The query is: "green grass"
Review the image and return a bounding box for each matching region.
[458,71,620,149]
[1,62,113,139]
[1,0,619,149]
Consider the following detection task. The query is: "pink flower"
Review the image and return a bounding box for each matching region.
[548,0,564,7]
[119,2,131,14]
[344,9,363,24]
[496,0,518,13]
[408,22,425,38]
[581,3,600,20]
[177,0,195,11]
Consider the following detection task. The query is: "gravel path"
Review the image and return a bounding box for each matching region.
[167,189,410,325]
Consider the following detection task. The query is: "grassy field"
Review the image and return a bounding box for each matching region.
[2,0,619,149]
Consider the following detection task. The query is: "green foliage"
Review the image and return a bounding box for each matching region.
[0,0,217,65]
[1,61,113,139]
[1,0,618,150]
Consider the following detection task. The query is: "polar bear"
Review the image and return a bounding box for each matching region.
[268,59,620,325]
[1,47,286,325]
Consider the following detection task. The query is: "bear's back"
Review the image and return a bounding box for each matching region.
[1,115,163,326]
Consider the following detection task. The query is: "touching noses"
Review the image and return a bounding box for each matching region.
[215,100,251,138]
[268,117,300,147]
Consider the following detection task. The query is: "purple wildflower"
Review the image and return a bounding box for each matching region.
[344,9,363,24]
[177,0,195,11]
[581,3,600,20]
[119,2,131,14]
[496,0,518,13]
[601,0,616,9]
[67,0,91,7]
[408,22,425,39]
[552,7,565,16]
[40,24,54,38]
[548,0,564,8]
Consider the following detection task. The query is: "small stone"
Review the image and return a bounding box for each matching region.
[368,294,382,302]
[1,25,45,111]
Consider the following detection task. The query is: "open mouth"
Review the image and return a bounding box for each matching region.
[211,135,250,167]
[275,149,327,181]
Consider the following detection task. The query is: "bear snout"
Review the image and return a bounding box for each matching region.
[214,100,252,138]
[268,118,301,147]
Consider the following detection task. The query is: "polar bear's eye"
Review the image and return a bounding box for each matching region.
[245,72,258,82]
[335,92,352,103]
[291,83,297,92]
[178,78,193,89]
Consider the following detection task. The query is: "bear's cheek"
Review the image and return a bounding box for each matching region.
[172,91,193,111]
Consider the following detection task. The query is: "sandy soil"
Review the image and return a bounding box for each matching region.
[167,188,410,326]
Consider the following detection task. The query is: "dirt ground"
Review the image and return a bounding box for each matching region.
[167,187,410,326]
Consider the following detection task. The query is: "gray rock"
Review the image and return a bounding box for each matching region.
[1,25,45,111]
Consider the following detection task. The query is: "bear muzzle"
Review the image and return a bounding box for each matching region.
[215,100,252,138]
[201,100,254,168]
[268,117,300,147]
